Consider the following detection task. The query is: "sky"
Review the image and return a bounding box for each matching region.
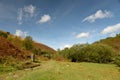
[0,0,120,50]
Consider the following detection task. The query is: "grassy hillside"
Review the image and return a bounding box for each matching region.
[0,60,120,80]
[0,30,56,69]
[94,34,120,53]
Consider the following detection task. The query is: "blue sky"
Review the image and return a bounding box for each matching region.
[0,0,120,50]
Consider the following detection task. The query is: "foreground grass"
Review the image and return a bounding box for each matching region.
[0,60,120,80]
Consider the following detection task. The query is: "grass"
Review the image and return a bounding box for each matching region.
[0,65,16,75]
[0,60,120,80]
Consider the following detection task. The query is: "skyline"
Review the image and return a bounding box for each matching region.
[0,0,120,50]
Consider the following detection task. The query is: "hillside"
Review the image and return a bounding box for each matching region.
[94,34,120,53]
[0,36,27,59]
[34,42,56,54]
[0,30,56,63]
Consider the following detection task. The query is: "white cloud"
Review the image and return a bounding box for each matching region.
[23,5,36,17]
[76,32,89,39]
[37,14,51,24]
[17,8,23,25]
[110,33,116,37]
[15,30,28,38]
[101,23,120,34]
[60,44,72,50]
[64,45,72,48]
[83,10,112,23]
[17,5,36,24]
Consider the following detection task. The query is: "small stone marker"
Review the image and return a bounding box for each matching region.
[31,53,35,62]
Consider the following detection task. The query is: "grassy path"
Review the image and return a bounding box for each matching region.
[0,60,120,80]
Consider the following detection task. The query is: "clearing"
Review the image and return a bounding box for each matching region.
[0,60,120,80]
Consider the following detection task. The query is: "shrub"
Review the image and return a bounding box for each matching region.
[59,43,116,63]
[0,66,15,73]
[114,56,120,66]
[0,30,8,38]
[32,48,41,55]
[22,36,33,50]
[41,51,53,59]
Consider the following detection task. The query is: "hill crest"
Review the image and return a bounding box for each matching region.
[0,30,56,61]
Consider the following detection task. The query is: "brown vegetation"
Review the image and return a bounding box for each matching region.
[94,34,120,54]
[0,30,56,65]
[34,42,56,54]
[0,36,26,59]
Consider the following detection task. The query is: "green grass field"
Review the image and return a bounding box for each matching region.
[0,60,120,80]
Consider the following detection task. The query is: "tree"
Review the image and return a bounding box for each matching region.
[22,36,33,50]
[114,55,120,67]
[58,43,115,63]
[32,48,41,55]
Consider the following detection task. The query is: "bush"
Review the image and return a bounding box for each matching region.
[0,66,15,74]
[81,44,115,63]
[114,56,120,66]
[32,48,41,55]
[0,56,15,65]
[22,36,33,50]
[0,30,8,38]
[59,44,116,63]
[41,51,53,59]
[58,48,70,59]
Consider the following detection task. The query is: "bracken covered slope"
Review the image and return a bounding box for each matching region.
[0,30,56,61]
[0,36,26,59]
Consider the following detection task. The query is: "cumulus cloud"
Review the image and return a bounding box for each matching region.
[101,23,120,34]
[23,5,36,17]
[15,30,28,38]
[17,8,23,25]
[37,14,51,24]
[83,10,112,23]
[76,32,89,39]
[17,5,36,24]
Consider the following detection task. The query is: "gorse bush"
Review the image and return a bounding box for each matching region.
[58,44,116,63]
